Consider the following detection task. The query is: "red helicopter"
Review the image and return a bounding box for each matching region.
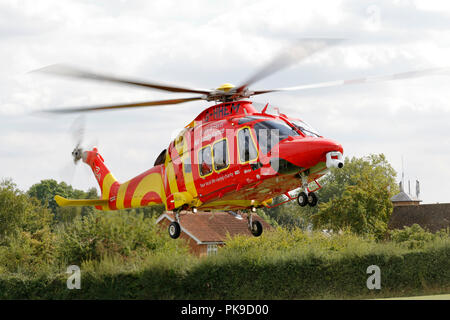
[36,39,446,238]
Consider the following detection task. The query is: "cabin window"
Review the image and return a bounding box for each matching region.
[213,139,229,172]
[238,127,258,163]
[198,146,212,176]
[253,120,300,154]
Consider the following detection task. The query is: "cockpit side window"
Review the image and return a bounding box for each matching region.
[253,120,299,154]
[238,127,258,163]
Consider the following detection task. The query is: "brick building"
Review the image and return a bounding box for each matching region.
[388,203,450,232]
[156,211,272,256]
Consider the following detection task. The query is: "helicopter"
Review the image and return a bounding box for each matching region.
[36,39,447,239]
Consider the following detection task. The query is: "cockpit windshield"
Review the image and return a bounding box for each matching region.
[289,119,321,138]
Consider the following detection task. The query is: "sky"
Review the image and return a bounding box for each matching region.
[1,0,450,204]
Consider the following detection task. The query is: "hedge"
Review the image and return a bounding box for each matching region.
[1,237,449,299]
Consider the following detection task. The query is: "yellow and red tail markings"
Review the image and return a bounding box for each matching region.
[107,181,120,210]
[140,191,162,206]
[101,173,118,210]
[85,150,119,211]
[131,168,166,208]
[122,170,151,209]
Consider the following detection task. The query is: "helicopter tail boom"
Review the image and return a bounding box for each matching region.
[82,147,119,210]
[54,195,109,207]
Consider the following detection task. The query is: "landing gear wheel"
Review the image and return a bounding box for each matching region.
[168,221,181,239]
[251,220,263,237]
[307,192,318,207]
[297,192,308,207]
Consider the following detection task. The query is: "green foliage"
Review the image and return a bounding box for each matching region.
[312,154,399,239]
[27,179,98,223]
[0,179,53,240]
[56,211,185,264]
[1,227,449,299]
[260,196,315,230]
[261,154,399,236]
[0,229,56,275]
[389,224,450,249]
[125,205,166,219]
[0,179,55,275]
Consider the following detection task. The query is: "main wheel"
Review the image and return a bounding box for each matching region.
[307,192,318,207]
[251,220,263,237]
[168,221,181,239]
[297,191,308,207]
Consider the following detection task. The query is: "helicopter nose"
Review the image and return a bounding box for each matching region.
[273,137,344,170]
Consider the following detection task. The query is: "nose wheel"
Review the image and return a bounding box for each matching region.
[247,212,263,237]
[307,192,318,207]
[297,191,318,207]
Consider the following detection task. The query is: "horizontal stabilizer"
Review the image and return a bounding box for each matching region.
[54,195,109,207]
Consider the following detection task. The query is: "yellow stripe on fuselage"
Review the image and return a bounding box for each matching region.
[131,172,166,208]
[101,172,117,210]
[115,180,130,210]
[181,138,198,198]
[165,153,179,195]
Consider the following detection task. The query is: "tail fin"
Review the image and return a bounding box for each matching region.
[82,147,119,208]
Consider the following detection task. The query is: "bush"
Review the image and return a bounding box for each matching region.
[0,229,56,275]
[55,211,185,265]
[0,179,53,240]
[2,227,449,299]
[389,224,450,249]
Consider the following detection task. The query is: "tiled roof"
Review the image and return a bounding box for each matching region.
[156,211,272,243]
[391,191,420,202]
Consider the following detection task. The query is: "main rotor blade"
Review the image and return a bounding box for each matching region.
[33,64,212,95]
[253,67,450,95]
[234,38,343,95]
[42,96,204,113]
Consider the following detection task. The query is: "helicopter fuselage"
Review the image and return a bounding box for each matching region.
[80,100,343,212]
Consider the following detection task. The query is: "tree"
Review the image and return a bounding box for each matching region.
[27,179,98,223]
[259,196,312,230]
[0,179,52,240]
[311,154,399,239]
[260,154,399,237]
